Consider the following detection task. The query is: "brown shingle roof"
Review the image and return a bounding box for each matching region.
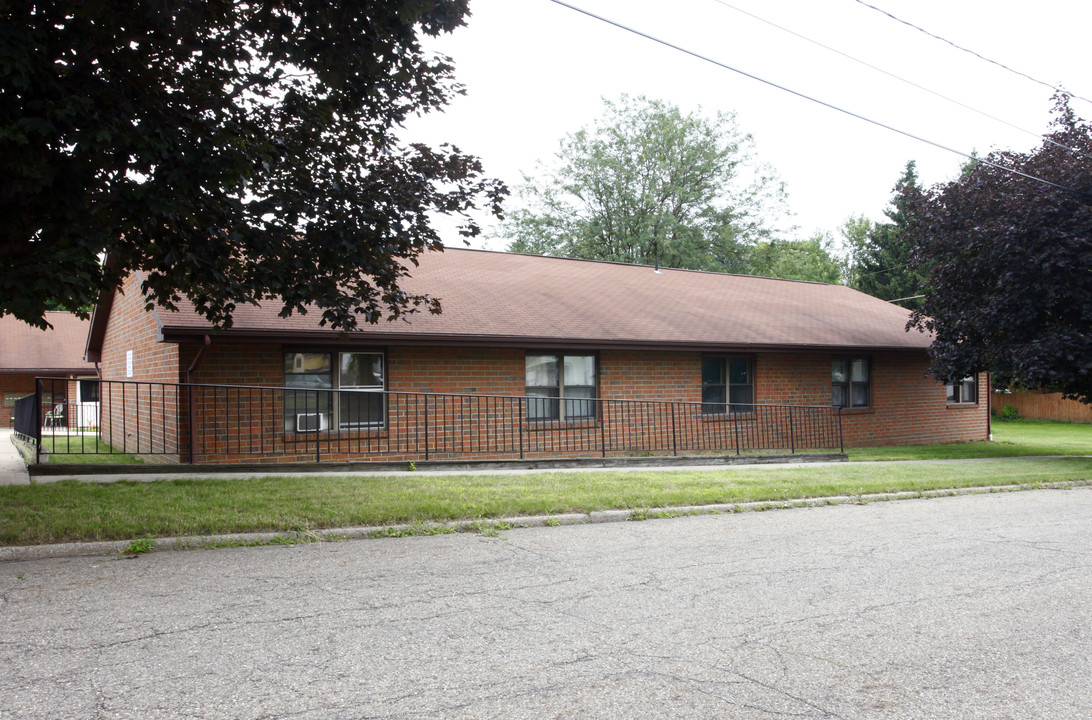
[0,312,96,373]
[142,249,931,353]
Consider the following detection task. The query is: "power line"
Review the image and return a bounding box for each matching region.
[707,0,1092,161]
[545,0,1080,196]
[851,0,1092,107]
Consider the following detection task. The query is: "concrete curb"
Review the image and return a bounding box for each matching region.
[3,480,1088,563]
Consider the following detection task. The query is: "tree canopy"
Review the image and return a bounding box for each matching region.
[907,96,1092,403]
[842,161,928,308]
[1,1,506,330]
[503,95,793,274]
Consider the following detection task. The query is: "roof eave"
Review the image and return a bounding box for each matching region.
[158,326,930,355]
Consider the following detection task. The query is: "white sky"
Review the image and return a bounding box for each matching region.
[405,0,1092,252]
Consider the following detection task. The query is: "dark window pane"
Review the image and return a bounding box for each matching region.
[832,359,847,383]
[832,385,846,407]
[526,389,559,420]
[340,353,383,388]
[729,386,753,407]
[702,357,724,385]
[701,386,726,414]
[728,358,750,384]
[962,378,977,403]
[340,390,384,427]
[851,383,869,407]
[79,379,100,403]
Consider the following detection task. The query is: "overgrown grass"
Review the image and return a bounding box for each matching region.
[2,457,1090,546]
[39,435,143,464]
[849,418,1092,461]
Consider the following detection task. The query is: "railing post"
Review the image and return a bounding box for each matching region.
[670,402,678,457]
[33,378,42,464]
[599,399,607,458]
[733,408,741,456]
[423,394,430,461]
[518,397,525,460]
[837,405,844,454]
[789,407,795,454]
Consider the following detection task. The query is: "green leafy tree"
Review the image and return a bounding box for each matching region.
[844,161,928,308]
[747,233,844,283]
[503,95,787,272]
[907,95,1092,403]
[1,1,506,330]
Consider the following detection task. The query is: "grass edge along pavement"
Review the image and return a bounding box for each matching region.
[1,454,1091,549]
[3,478,1090,562]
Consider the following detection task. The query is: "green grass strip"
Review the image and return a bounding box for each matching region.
[849,418,1091,461]
[2,457,1090,546]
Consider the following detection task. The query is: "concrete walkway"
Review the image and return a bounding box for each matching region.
[0,430,30,484]
[1,428,857,485]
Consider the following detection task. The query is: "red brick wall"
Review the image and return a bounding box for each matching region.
[92,285,990,464]
[128,342,988,463]
[98,274,183,459]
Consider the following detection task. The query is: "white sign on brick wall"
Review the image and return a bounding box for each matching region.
[126,350,133,378]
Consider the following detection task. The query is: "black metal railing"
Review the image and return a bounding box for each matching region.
[13,393,38,443]
[29,378,844,464]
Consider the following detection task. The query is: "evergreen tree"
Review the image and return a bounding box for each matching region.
[846,161,928,308]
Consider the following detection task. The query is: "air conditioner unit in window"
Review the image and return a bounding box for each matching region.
[295,412,329,432]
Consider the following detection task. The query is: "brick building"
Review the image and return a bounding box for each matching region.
[83,249,989,463]
[1,312,98,429]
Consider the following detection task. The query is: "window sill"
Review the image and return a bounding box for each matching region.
[525,418,599,431]
[285,428,388,441]
[836,406,875,416]
[946,402,980,409]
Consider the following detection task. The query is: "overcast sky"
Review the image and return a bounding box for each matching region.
[406,0,1092,252]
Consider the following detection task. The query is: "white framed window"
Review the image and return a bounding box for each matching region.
[833,357,870,408]
[284,351,385,432]
[525,353,596,420]
[947,376,977,404]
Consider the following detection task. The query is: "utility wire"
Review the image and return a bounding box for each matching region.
[545,0,1080,196]
[708,0,1092,161]
[851,0,1092,107]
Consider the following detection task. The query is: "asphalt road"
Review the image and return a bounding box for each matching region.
[2,488,1090,719]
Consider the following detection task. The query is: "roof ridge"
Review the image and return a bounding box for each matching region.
[439,245,837,287]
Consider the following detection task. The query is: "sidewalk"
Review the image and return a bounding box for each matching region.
[0,430,30,485]
[1,430,851,485]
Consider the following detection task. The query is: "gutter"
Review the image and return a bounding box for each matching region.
[157,328,933,356]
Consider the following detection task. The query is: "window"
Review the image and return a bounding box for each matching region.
[78,379,100,404]
[525,354,596,420]
[832,357,870,408]
[702,357,754,414]
[947,376,977,404]
[284,351,385,432]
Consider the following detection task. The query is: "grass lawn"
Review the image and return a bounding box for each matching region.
[2,455,1090,546]
[849,418,1092,461]
[3,418,1087,547]
[39,435,143,464]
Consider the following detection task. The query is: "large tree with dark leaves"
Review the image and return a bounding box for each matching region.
[907,96,1092,403]
[1,1,506,330]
